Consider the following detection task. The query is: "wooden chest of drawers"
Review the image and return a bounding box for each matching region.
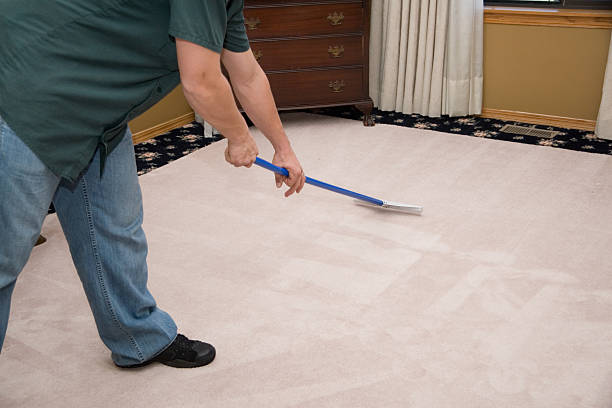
[242,0,374,126]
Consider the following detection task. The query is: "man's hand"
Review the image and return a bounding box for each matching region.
[272,149,305,197]
[224,131,259,168]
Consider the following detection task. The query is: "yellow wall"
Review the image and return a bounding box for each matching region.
[128,85,192,134]
[483,23,611,120]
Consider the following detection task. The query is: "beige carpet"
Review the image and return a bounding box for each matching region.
[2,112,612,408]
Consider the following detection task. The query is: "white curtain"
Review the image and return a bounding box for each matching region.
[596,34,612,140]
[369,0,483,117]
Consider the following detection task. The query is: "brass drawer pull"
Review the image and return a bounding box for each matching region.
[327,12,344,26]
[253,50,263,62]
[329,80,345,93]
[328,45,345,58]
[245,17,261,30]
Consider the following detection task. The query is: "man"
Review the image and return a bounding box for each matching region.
[0,0,305,368]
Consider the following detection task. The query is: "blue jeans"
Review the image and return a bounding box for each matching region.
[0,116,177,366]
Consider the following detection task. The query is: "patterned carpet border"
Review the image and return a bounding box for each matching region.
[313,106,612,156]
[133,108,611,177]
[134,122,223,176]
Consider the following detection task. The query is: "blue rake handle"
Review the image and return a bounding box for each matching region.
[254,157,384,206]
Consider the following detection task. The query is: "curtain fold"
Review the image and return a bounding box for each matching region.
[370,0,483,117]
[596,34,612,141]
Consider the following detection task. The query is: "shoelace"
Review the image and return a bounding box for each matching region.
[171,334,196,359]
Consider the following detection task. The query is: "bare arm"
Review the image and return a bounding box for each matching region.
[221,49,305,196]
[221,49,289,152]
[176,38,258,168]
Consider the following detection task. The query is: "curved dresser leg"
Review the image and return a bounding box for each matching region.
[355,100,375,127]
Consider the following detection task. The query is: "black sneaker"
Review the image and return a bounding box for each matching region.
[119,334,216,369]
[35,235,47,246]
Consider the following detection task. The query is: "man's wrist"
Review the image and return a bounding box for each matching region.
[269,132,292,153]
[222,124,251,143]
[272,141,293,155]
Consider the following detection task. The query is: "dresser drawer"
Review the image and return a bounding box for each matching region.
[243,3,364,39]
[266,68,364,107]
[251,36,363,71]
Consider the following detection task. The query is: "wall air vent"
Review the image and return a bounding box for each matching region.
[500,124,559,139]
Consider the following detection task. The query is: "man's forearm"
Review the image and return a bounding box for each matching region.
[231,69,292,153]
[182,71,250,142]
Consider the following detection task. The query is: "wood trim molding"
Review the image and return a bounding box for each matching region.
[481,108,596,131]
[131,112,195,144]
[484,7,612,28]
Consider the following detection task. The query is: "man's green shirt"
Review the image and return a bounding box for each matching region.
[0,0,249,182]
